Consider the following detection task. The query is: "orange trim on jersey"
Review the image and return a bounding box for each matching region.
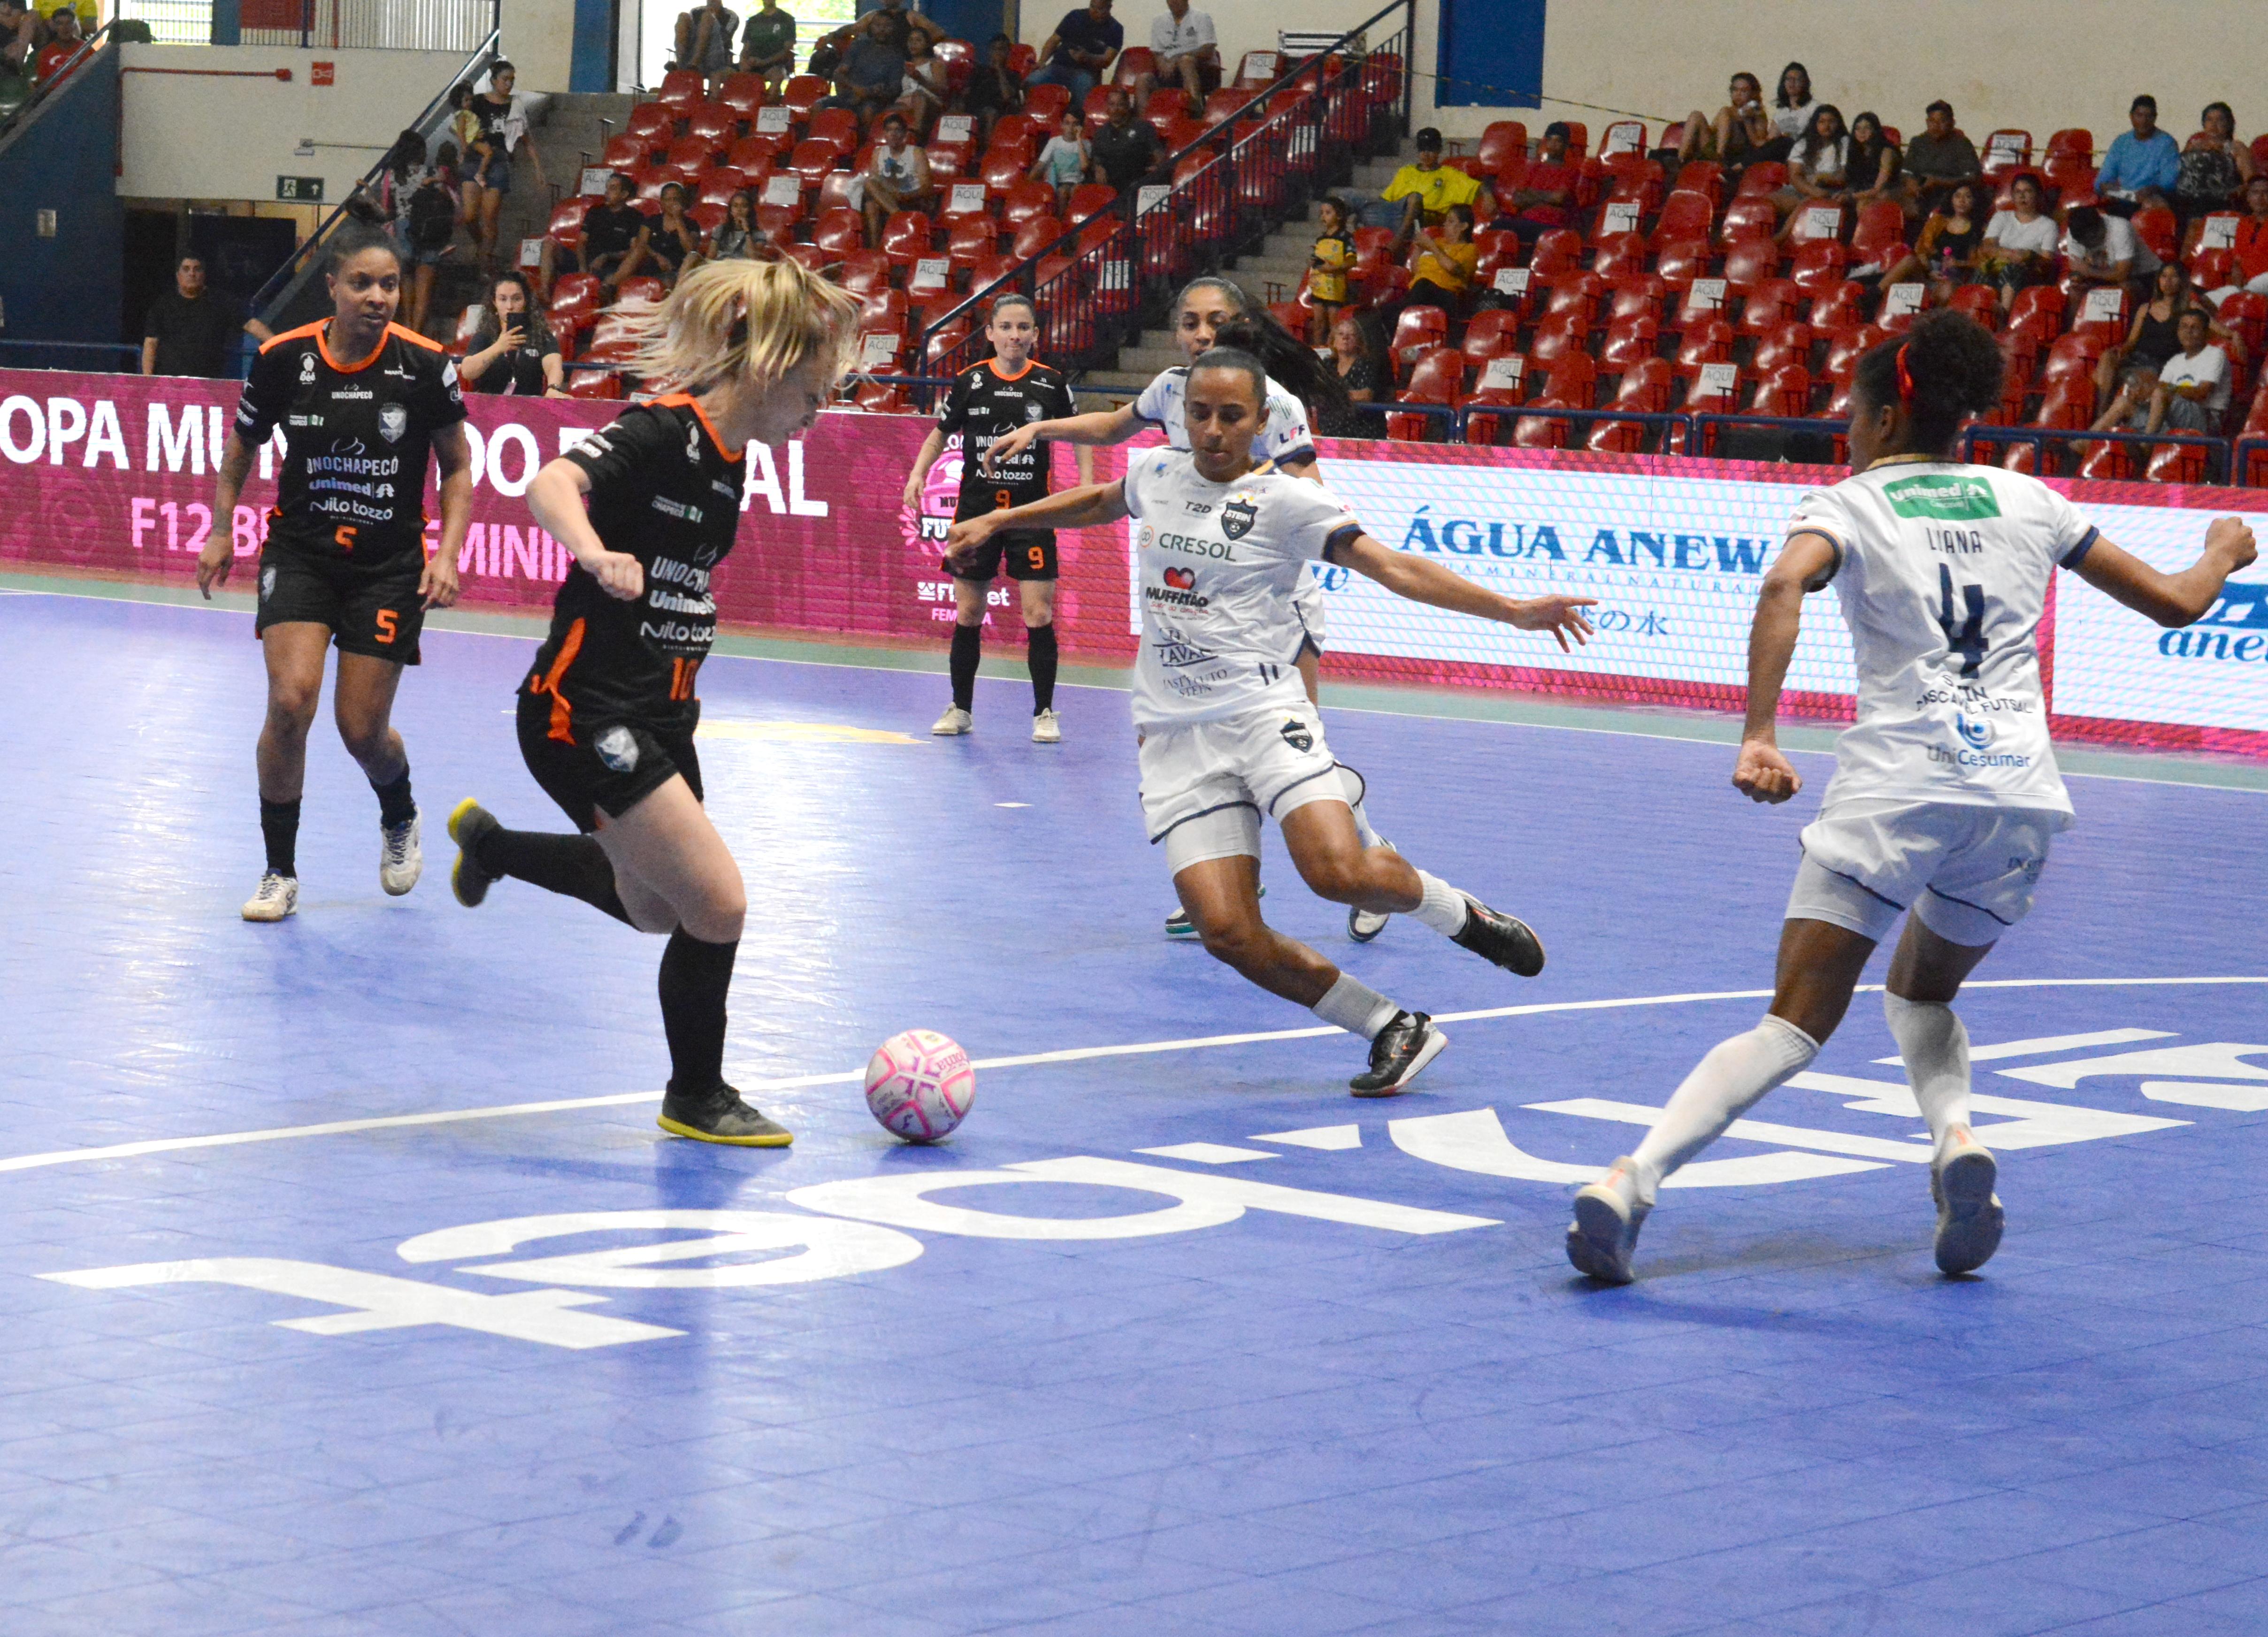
[531,617,588,743]
[257,321,326,355]
[385,322,446,352]
[651,392,744,462]
[986,358,1036,381]
[315,321,390,375]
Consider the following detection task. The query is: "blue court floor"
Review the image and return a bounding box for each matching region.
[4,579,2268,1637]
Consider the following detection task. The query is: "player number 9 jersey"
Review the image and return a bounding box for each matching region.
[936,358,1077,521]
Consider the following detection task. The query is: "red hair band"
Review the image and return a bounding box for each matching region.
[1894,342,1916,406]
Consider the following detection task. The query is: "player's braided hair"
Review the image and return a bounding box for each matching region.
[628,256,861,397]
[1854,309,2004,458]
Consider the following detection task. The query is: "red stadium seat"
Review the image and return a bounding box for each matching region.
[2148,440,2209,484]
[1528,228,1584,278]
[1734,162,1787,198]
[784,139,843,186]
[625,102,675,143]
[1755,363,1812,418]
[1006,42,1036,74]
[1460,309,1523,367]
[1653,238,1710,287]
[806,107,860,154]
[778,242,829,273]
[629,166,669,206]
[1541,353,1598,407]
[663,136,717,181]
[694,170,744,209]
[1980,129,2033,175]
[1458,384,1525,446]
[1611,355,1674,411]
[780,75,828,119]
[1752,321,1813,375]
[1024,83,1073,124]
[1739,278,1801,338]
[656,69,706,110]
[1824,323,1891,381]
[1592,233,1649,281]
[566,370,622,400]
[1678,161,1724,207]
[2040,331,2109,386]
[1651,189,1713,249]
[1234,49,1285,88]
[2077,440,2131,480]
[1002,178,1057,229]
[1143,89,1189,139]
[1789,240,1850,294]
[1721,238,1778,293]
[1785,199,1847,247]
[548,273,601,330]
[835,249,891,295]
[2007,283,2066,335]
[601,134,651,170]
[1065,182,1117,223]
[2132,207,2179,266]
[1527,313,1589,371]
[1511,394,1577,448]
[717,74,765,116]
[616,275,666,306]
[1850,201,1907,267]
[812,207,865,255]
[1387,347,1462,440]
[880,211,933,262]
[1673,317,1735,373]
[815,168,859,214]
[1389,306,1450,372]
[1947,284,2000,325]
[1600,313,1660,369]
[2046,127,2094,158]
[727,133,784,172]
[755,201,804,238]
[1478,121,1529,176]
[980,148,1029,191]
[1010,214,1066,260]
[1111,45,1155,87]
[1719,196,1777,244]
[2043,152,2096,204]
[686,103,739,147]
[1607,274,1670,324]
[544,196,592,248]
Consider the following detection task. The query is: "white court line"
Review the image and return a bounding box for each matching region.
[1,977,2260,1178]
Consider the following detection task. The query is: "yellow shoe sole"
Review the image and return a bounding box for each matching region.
[656,1113,794,1147]
[446,796,484,845]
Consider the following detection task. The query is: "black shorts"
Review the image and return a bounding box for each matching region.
[951,528,1057,582]
[254,545,426,664]
[517,690,704,832]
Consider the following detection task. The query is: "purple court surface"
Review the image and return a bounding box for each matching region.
[4,575,2268,1637]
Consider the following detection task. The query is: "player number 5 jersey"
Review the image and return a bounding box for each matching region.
[1123,450,1361,730]
[1787,461,2099,818]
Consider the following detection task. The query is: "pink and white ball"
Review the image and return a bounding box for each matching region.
[863,1029,976,1142]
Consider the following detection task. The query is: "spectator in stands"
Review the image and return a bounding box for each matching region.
[2093,306,2226,435]
[2095,262,2211,412]
[1030,107,1091,213]
[1898,99,1980,219]
[1772,105,1850,230]
[0,2,41,74]
[2176,102,2255,225]
[459,271,567,397]
[445,84,486,220]
[1306,195,1354,343]
[1314,314,1381,437]
[806,22,853,80]
[1404,202,1479,320]
[964,32,1024,142]
[1385,126,1483,252]
[1882,178,1984,302]
[672,0,739,89]
[2097,95,2179,212]
[858,0,942,57]
[627,181,705,287]
[32,5,79,82]
[538,170,644,300]
[736,0,797,90]
[1089,86,1161,191]
[900,31,948,132]
[1719,99,1791,193]
[2204,174,2268,309]
[712,188,761,259]
[467,61,546,276]
[400,155,460,334]
[857,112,935,245]
[1976,172,2058,309]
[822,9,906,130]
[352,129,426,252]
[142,254,268,379]
[1845,112,1901,205]
[1145,0,1217,103]
[1770,61,1815,142]
[1028,0,1121,108]
[2062,204,2159,300]
[1675,71,1762,167]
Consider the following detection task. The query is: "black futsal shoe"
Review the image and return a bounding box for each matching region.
[1349,1011,1448,1097]
[446,798,501,909]
[1451,897,1546,977]
[658,1081,795,1147]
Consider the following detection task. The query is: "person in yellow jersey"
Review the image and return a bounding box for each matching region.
[1382,127,1485,255]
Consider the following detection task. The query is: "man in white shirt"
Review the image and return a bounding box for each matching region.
[1144,0,1216,101]
[2060,205,2159,297]
[2145,309,2228,434]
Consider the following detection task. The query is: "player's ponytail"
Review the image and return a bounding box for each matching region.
[628,257,862,397]
[1855,309,2004,458]
[1212,313,1350,421]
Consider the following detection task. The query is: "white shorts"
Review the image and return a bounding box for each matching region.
[1293,571,1326,654]
[1787,800,2066,948]
[1140,701,1344,874]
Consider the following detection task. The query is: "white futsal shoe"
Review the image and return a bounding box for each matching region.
[1931,1125,2004,1276]
[1567,1157,1651,1285]
[932,705,973,736]
[1031,708,1062,743]
[242,871,299,922]
[380,811,423,896]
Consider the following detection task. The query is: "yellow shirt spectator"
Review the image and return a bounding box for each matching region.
[1381,158,1481,219]
[1411,237,1478,294]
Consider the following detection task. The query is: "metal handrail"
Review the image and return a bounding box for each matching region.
[1963,421,2231,482]
[248,11,503,323]
[915,0,1413,364]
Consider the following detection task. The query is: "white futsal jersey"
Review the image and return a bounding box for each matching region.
[1122,448,1361,730]
[1786,459,2099,818]
[1136,367,1327,632]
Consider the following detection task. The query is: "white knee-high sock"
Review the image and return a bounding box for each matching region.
[1312,972,1401,1039]
[1628,1015,1820,1198]
[1336,765,1383,849]
[1408,871,1471,937]
[1884,992,1971,1144]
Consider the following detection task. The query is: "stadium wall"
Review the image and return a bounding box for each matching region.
[1,369,2260,758]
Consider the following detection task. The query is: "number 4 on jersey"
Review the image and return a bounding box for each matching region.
[1937,563,1989,677]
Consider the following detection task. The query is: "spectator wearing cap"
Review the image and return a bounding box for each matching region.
[1492,122,1573,248]
[1383,127,1484,252]
[1089,84,1163,191]
[142,254,271,379]
[1144,0,1217,103]
[1899,100,1981,220]
[736,0,797,88]
[2097,95,2180,211]
[1028,0,1120,108]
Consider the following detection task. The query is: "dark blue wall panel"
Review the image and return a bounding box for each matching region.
[0,50,127,360]
[1434,0,1544,109]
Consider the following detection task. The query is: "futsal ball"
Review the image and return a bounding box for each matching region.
[864,1029,975,1142]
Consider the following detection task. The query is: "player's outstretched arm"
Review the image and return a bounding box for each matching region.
[198,434,258,599]
[1328,532,1597,649]
[2072,518,2257,627]
[943,479,1128,569]
[421,422,474,610]
[1733,529,1837,804]
[981,403,1141,474]
[526,458,646,602]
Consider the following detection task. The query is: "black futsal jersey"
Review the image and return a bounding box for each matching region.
[935,357,1077,522]
[525,396,746,742]
[235,321,466,564]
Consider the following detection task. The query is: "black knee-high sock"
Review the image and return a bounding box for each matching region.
[475,826,631,924]
[372,768,415,827]
[1027,622,1058,714]
[260,798,300,877]
[950,622,981,711]
[659,928,738,1093]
